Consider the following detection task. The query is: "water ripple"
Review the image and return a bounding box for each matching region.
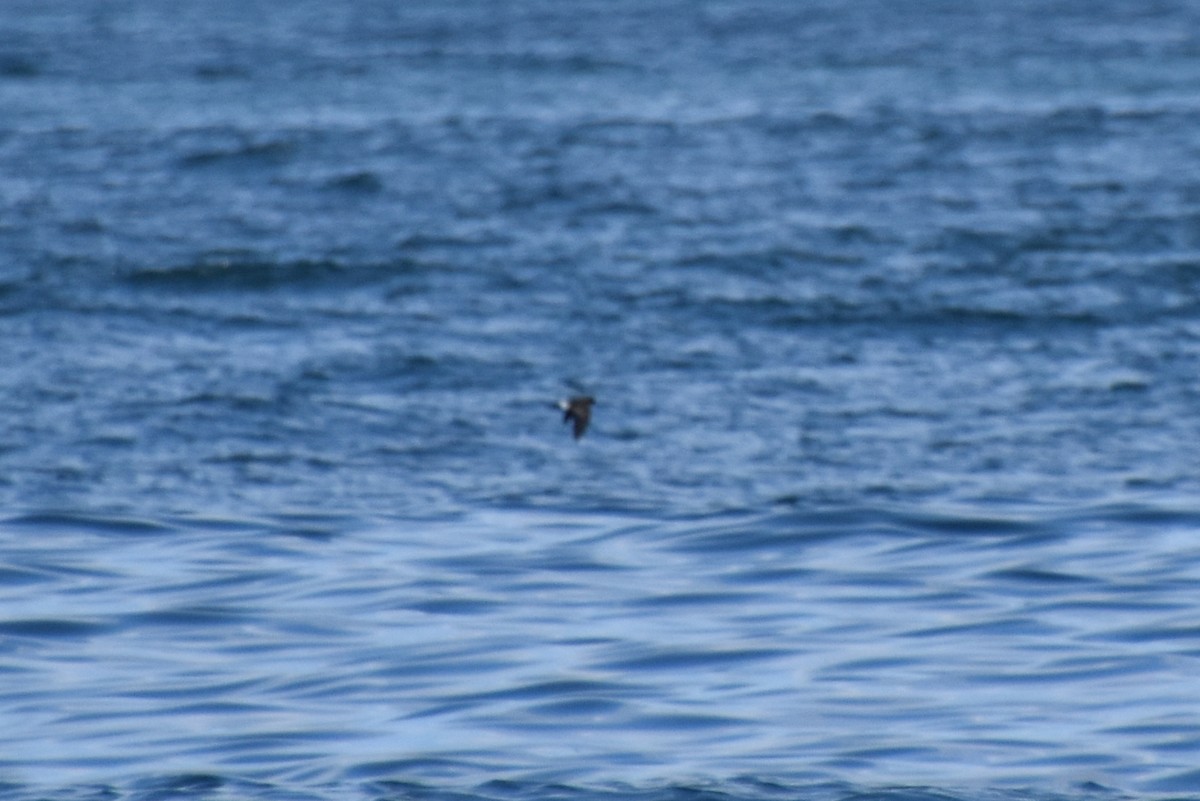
[6,0,1200,798]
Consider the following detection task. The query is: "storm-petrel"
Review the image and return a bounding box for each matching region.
[557,396,595,440]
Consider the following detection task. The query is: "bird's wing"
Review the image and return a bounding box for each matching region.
[571,409,589,439]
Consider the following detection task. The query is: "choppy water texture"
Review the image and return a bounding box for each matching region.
[3,1,1200,799]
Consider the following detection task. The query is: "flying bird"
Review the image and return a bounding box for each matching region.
[557,396,595,440]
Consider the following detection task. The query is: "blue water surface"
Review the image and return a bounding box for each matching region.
[2,1,1200,799]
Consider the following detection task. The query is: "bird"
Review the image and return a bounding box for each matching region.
[557,395,595,440]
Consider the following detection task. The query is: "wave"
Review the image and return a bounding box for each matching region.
[3,499,1199,798]
[0,53,42,79]
[177,137,298,170]
[121,256,387,292]
[0,775,1139,801]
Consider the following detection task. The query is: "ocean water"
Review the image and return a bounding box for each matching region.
[3,1,1200,799]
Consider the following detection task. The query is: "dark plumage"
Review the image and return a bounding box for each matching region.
[557,396,595,440]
